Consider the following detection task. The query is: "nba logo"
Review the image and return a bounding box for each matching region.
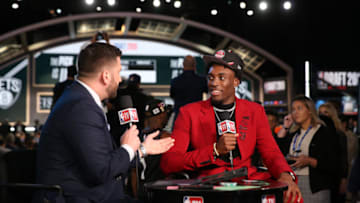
[183,196,203,203]
[228,121,236,133]
[130,109,139,121]
[261,194,276,203]
[218,121,227,135]
[119,110,131,123]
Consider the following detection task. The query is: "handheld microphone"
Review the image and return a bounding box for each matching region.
[217,120,236,171]
[117,95,139,127]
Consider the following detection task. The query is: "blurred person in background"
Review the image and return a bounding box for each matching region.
[51,65,78,109]
[119,74,153,130]
[286,95,339,203]
[0,119,11,137]
[170,55,208,122]
[131,99,172,200]
[340,115,358,173]
[5,133,17,150]
[14,120,25,133]
[319,102,348,203]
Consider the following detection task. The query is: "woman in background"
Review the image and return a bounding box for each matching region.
[286,95,338,203]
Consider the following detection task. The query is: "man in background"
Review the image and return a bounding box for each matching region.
[51,65,77,109]
[170,55,208,121]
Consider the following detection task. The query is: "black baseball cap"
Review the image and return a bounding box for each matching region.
[203,50,244,80]
[144,99,166,118]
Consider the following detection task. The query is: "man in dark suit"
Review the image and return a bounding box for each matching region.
[36,43,174,203]
[161,50,302,203]
[170,55,207,121]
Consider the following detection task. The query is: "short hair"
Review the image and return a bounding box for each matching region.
[67,65,77,77]
[77,42,122,76]
[183,55,196,70]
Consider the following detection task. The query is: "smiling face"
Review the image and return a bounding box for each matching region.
[207,64,240,105]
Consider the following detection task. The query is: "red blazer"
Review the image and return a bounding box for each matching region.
[161,98,292,180]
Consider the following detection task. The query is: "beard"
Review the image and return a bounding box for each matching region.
[107,79,118,99]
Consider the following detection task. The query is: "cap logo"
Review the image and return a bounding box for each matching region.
[152,108,160,115]
[215,50,225,58]
[228,62,234,66]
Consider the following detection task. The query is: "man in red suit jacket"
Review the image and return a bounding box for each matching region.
[161,50,302,203]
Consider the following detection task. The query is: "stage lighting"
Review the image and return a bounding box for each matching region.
[283,1,292,10]
[107,0,116,6]
[239,2,246,9]
[153,0,161,7]
[247,10,254,16]
[96,6,102,11]
[211,9,218,16]
[85,0,94,5]
[136,7,142,12]
[259,1,268,11]
[174,0,181,8]
[56,8,62,14]
[12,2,19,9]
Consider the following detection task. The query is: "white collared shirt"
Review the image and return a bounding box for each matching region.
[76,79,135,161]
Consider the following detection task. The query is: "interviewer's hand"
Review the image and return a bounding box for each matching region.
[142,131,175,155]
[120,125,140,152]
[277,172,302,203]
[216,133,238,155]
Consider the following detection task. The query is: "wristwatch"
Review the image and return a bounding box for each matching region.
[139,143,147,158]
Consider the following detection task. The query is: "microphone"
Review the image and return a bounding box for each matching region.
[116,95,142,194]
[117,95,139,127]
[217,120,236,171]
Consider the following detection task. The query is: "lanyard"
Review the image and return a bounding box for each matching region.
[292,126,312,155]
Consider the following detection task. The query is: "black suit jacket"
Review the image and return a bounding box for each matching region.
[36,81,132,203]
[285,125,339,193]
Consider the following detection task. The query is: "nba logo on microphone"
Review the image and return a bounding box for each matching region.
[183,196,203,203]
[261,194,276,203]
[130,109,139,122]
[228,121,236,132]
[119,110,131,123]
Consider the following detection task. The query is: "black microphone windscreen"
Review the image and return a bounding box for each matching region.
[118,95,133,109]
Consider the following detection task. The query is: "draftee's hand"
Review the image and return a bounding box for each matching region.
[216,133,239,155]
[277,172,302,203]
[120,125,140,152]
[142,130,175,155]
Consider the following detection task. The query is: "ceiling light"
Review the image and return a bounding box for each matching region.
[12,2,19,9]
[56,8,62,14]
[239,2,246,9]
[136,7,142,12]
[140,0,145,2]
[165,0,171,3]
[174,0,181,8]
[247,10,254,16]
[85,0,94,5]
[259,1,268,10]
[153,0,161,7]
[283,1,292,10]
[211,9,218,16]
[107,0,116,6]
[96,6,102,11]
